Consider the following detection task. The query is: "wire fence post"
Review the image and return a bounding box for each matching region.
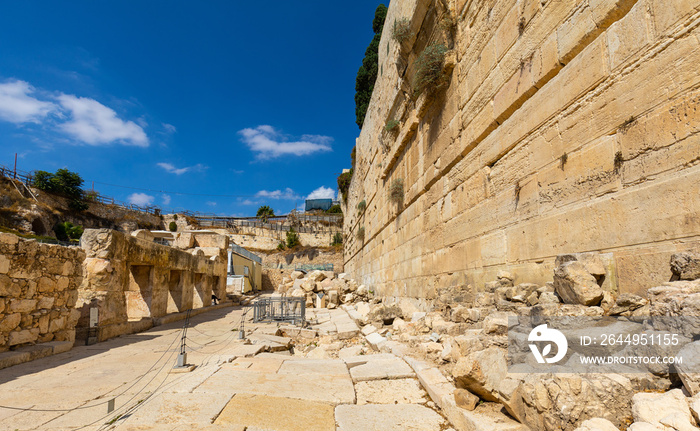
[176,309,191,367]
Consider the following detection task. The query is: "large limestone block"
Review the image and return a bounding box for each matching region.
[9,299,37,313]
[631,389,694,428]
[0,275,21,297]
[0,313,21,332]
[674,341,700,396]
[335,404,446,431]
[8,328,39,346]
[553,261,604,306]
[573,418,619,431]
[355,379,427,405]
[453,347,507,402]
[216,393,335,431]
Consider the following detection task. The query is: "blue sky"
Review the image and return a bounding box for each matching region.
[0,1,385,216]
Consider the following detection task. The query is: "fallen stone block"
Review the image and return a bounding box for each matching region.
[671,252,700,280]
[573,418,619,431]
[554,261,604,306]
[365,332,387,351]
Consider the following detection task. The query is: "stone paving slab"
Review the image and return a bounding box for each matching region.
[194,368,356,405]
[335,404,447,431]
[355,378,428,405]
[277,358,350,377]
[116,392,232,428]
[224,356,284,373]
[215,393,335,431]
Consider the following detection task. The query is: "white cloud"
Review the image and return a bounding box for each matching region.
[238,125,332,159]
[128,193,154,206]
[161,194,171,205]
[57,94,148,147]
[157,162,206,175]
[240,199,257,206]
[162,123,176,134]
[206,201,217,206]
[256,188,300,200]
[0,80,56,124]
[306,186,336,200]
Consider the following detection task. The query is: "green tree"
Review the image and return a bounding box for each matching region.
[286,227,300,248]
[53,221,83,241]
[256,205,275,223]
[33,168,89,212]
[355,4,388,128]
[326,204,342,214]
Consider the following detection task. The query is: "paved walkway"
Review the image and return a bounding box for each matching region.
[0,306,448,431]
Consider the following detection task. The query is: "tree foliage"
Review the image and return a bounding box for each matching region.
[286,227,300,248]
[337,170,353,203]
[54,221,83,241]
[169,221,178,232]
[355,4,388,129]
[326,204,342,214]
[256,205,275,223]
[33,168,89,212]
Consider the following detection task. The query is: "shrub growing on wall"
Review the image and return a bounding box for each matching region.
[392,18,413,44]
[169,221,177,232]
[332,232,343,246]
[357,200,367,214]
[412,43,448,98]
[389,178,404,204]
[337,170,353,203]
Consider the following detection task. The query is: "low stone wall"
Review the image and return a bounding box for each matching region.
[0,233,84,353]
[78,229,227,342]
[229,228,339,251]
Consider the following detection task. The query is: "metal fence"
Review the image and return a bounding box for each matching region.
[231,244,262,264]
[264,263,334,272]
[252,297,306,326]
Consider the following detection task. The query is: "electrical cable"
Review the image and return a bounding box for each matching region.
[0,328,183,413]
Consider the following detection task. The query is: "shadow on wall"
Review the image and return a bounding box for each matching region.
[284,247,320,265]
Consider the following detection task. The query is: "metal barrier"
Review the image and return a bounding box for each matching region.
[252,297,306,326]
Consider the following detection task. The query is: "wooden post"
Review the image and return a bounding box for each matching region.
[13,153,17,179]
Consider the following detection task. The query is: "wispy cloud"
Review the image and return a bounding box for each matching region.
[157,162,206,175]
[238,125,333,159]
[0,78,149,148]
[256,188,300,200]
[0,80,56,124]
[57,94,148,147]
[161,194,171,205]
[307,186,336,200]
[162,123,176,134]
[128,193,154,206]
[206,201,217,206]
[240,199,257,206]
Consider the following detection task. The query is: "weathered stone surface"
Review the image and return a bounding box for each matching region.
[0,313,21,332]
[553,261,604,306]
[631,389,694,428]
[365,332,387,351]
[355,378,427,405]
[454,388,479,411]
[8,328,39,346]
[673,341,700,396]
[453,347,507,402]
[573,418,619,431]
[671,252,700,280]
[216,394,335,431]
[335,404,445,431]
[348,355,414,382]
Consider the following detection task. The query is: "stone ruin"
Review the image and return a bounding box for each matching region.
[274,250,700,430]
[0,233,83,367]
[78,228,227,342]
[0,227,230,367]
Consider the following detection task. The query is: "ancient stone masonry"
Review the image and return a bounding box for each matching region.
[343,0,700,300]
[0,233,84,356]
[78,229,227,341]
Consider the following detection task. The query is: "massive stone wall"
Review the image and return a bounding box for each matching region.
[343,0,700,301]
[79,229,226,341]
[0,233,84,353]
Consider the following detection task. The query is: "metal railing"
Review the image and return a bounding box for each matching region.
[252,297,306,326]
[231,244,262,264]
[264,263,334,272]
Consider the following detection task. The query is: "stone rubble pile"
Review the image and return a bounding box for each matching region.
[302,251,700,431]
[277,269,375,309]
